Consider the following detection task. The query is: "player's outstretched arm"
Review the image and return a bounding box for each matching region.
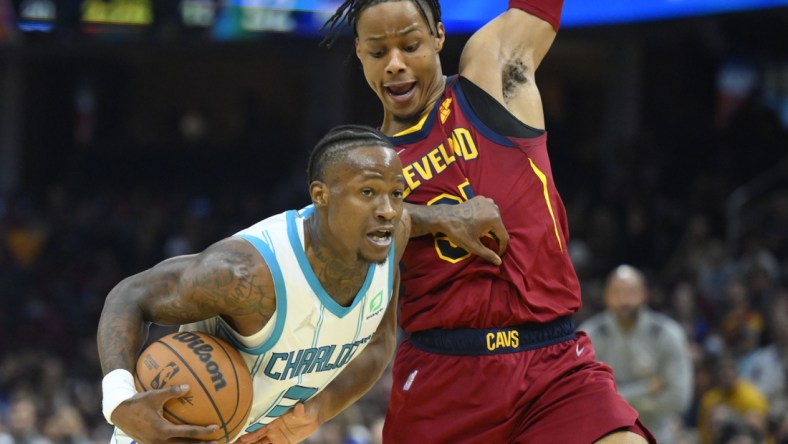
[406,196,509,265]
[97,237,273,443]
[459,0,563,128]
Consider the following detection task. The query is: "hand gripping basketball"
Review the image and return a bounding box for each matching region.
[131,331,254,444]
[112,384,221,444]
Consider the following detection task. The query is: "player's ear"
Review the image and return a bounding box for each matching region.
[355,37,362,60]
[310,181,329,207]
[435,23,445,52]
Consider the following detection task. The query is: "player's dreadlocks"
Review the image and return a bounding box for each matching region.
[307,124,394,183]
[320,0,442,48]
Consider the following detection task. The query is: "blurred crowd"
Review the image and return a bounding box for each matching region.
[0,131,785,444]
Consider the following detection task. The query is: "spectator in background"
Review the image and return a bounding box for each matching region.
[581,264,694,443]
[720,276,765,362]
[698,351,769,444]
[740,290,788,434]
[0,395,53,444]
[42,404,92,444]
[670,279,713,347]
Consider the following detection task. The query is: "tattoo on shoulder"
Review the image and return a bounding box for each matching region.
[186,251,275,317]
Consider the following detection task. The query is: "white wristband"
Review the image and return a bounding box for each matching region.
[102,369,138,425]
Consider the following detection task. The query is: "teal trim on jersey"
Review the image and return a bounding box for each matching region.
[300,306,327,385]
[250,353,265,375]
[388,240,395,303]
[285,210,375,318]
[230,232,287,355]
[353,293,366,341]
[311,307,325,348]
[246,387,287,432]
[268,405,291,417]
[284,385,319,400]
[246,423,264,433]
[298,204,315,218]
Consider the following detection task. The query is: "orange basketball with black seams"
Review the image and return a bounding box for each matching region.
[134,331,253,444]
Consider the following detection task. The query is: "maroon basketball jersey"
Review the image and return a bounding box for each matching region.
[389,76,582,332]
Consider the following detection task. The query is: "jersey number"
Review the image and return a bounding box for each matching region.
[245,384,319,432]
[427,180,477,263]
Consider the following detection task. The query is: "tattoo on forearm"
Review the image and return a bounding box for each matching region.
[98,301,149,372]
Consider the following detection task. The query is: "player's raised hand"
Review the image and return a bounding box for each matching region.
[112,384,219,444]
[233,403,319,444]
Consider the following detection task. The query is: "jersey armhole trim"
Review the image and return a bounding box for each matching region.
[231,233,288,354]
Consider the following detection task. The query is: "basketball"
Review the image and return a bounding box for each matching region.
[134,331,253,443]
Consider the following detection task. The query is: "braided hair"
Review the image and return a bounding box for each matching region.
[307,124,394,183]
[320,0,442,48]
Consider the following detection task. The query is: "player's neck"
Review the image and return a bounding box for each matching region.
[304,217,368,306]
[381,76,446,136]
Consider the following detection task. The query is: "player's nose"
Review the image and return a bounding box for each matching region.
[385,49,407,74]
[375,195,397,220]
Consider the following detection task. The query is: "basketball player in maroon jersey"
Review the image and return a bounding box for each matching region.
[235,1,657,443]
[316,0,657,443]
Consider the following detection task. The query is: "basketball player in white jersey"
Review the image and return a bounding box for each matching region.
[97,124,414,444]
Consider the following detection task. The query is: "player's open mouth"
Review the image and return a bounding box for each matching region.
[367,229,393,247]
[385,82,416,103]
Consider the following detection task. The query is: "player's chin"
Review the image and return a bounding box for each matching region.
[360,243,391,264]
[383,96,422,123]
[361,251,390,265]
[390,106,423,125]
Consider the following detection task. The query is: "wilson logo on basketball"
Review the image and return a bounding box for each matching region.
[151,362,180,389]
[171,331,228,391]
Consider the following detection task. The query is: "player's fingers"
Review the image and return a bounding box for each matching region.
[291,403,306,417]
[153,384,191,402]
[234,428,267,444]
[465,237,501,266]
[236,440,266,444]
[491,223,509,257]
[243,434,279,444]
[160,439,218,444]
[165,423,220,439]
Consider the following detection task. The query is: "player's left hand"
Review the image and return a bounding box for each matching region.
[439,196,509,266]
[232,403,319,444]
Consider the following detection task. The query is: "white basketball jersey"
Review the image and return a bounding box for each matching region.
[180,205,395,437]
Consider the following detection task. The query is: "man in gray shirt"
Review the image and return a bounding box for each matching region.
[580,265,694,443]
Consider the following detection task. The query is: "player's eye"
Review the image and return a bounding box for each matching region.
[392,189,404,199]
[361,188,374,197]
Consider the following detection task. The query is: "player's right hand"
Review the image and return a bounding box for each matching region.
[233,403,319,444]
[440,196,509,265]
[112,384,220,444]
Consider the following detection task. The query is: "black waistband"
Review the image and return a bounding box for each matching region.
[409,316,576,356]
